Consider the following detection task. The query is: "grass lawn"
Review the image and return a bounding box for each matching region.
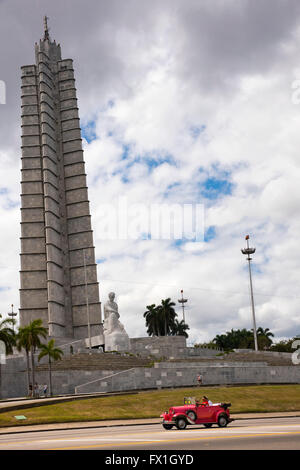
[0,384,300,428]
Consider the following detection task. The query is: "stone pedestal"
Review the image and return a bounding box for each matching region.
[104,329,131,352]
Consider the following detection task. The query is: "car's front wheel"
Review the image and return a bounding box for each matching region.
[217,414,228,428]
[162,424,173,430]
[175,417,187,430]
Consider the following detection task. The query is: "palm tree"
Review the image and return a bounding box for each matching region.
[16,325,32,395]
[171,319,190,338]
[256,327,274,350]
[38,339,63,397]
[21,319,47,397]
[144,304,161,336]
[0,315,16,399]
[144,299,179,337]
[0,315,16,353]
[160,298,177,336]
[213,334,228,350]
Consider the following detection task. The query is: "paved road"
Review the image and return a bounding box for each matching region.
[0,417,299,450]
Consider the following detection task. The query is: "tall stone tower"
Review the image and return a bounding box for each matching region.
[19,17,102,340]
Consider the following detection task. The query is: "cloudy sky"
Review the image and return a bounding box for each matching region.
[1,0,300,344]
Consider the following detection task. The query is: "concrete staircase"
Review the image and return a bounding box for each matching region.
[35,352,153,371]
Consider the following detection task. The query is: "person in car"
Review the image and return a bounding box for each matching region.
[201,396,213,406]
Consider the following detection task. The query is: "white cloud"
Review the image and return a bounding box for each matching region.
[1,1,300,344]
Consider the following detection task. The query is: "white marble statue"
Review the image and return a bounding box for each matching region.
[104,292,119,320]
[103,292,130,351]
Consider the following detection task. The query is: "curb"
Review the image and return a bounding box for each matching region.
[0,413,300,436]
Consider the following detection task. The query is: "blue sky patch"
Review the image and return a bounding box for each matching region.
[205,225,216,241]
[121,175,130,183]
[117,149,177,183]
[81,120,97,143]
[202,177,233,200]
[121,144,131,160]
[143,153,175,170]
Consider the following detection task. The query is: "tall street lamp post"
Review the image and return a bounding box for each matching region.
[178,289,188,323]
[8,304,17,333]
[241,235,258,351]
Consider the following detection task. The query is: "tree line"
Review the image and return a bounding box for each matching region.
[196,327,299,352]
[0,316,63,397]
[143,299,299,353]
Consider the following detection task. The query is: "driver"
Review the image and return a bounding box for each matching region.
[201,396,213,406]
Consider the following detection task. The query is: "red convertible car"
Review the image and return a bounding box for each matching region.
[160,399,233,430]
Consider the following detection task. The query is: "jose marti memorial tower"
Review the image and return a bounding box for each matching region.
[19,17,102,340]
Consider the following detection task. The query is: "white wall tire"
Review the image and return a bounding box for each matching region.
[176,417,187,430]
[217,415,228,428]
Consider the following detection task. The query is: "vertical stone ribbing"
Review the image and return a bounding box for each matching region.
[19,28,102,340]
[36,41,71,338]
[58,59,102,339]
[20,64,48,327]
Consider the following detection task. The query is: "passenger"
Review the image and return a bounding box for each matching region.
[201,396,209,406]
[201,396,213,406]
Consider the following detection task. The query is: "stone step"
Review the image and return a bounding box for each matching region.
[35,352,152,371]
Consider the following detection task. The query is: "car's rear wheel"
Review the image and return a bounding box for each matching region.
[186,410,197,421]
[162,424,173,430]
[175,417,187,430]
[203,423,213,428]
[217,414,228,427]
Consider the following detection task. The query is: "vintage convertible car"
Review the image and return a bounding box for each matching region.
[160,399,233,430]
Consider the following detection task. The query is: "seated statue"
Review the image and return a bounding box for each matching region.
[104,292,120,320]
[103,292,130,352]
[104,311,125,336]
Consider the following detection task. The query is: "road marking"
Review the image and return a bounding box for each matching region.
[35,438,162,443]
[49,431,300,450]
[1,422,300,448]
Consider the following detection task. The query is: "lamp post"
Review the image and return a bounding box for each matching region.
[178,290,188,323]
[241,235,258,351]
[8,304,17,333]
[83,249,92,351]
